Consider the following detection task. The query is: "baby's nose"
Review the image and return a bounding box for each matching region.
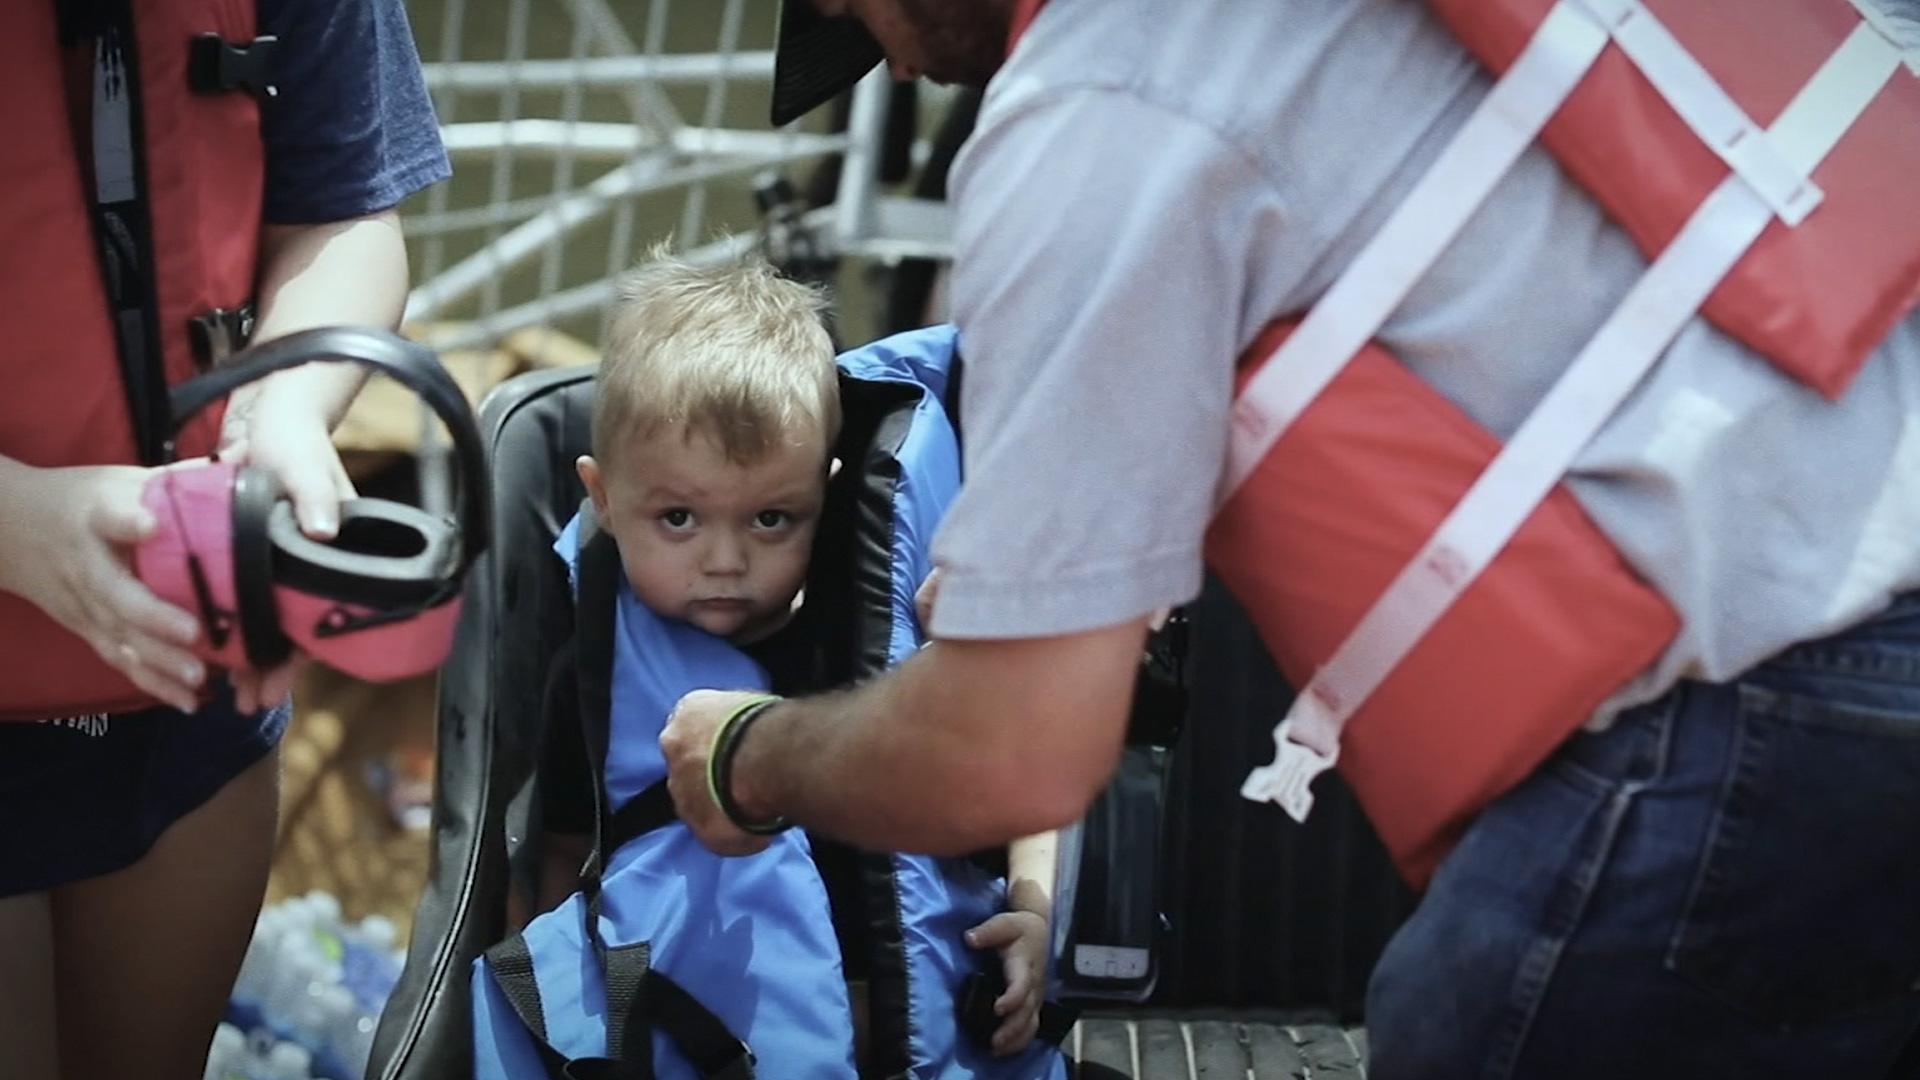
[702,533,748,573]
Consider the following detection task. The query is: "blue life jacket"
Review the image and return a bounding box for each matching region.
[822,329,1069,1080]
[471,516,858,1079]
[470,326,1070,1079]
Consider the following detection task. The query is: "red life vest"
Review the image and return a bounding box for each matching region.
[1007,0,1920,884]
[0,0,264,721]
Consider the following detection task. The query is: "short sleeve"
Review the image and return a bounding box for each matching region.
[927,87,1285,639]
[257,0,451,224]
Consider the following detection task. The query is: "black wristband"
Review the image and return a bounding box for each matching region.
[710,697,792,836]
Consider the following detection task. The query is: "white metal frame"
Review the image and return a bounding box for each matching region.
[403,1,955,344]
[399,0,957,512]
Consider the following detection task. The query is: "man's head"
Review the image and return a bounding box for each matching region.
[579,249,839,642]
[772,0,1014,124]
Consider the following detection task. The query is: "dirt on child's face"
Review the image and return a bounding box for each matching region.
[583,424,827,643]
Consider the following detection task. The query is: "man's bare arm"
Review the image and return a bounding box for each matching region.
[668,618,1149,855]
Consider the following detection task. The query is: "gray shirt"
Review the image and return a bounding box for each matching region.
[926,0,1920,717]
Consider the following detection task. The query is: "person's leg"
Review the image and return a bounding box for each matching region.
[51,747,279,1080]
[1366,694,1674,1080]
[0,891,60,1080]
[1506,668,1920,1080]
[1370,594,1920,1080]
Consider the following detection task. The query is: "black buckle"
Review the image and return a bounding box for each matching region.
[1127,607,1189,747]
[955,971,1003,1049]
[186,554,235,649]
[188,305,255,371]
[187,33,279,98]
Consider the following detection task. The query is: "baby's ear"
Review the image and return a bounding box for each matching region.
[576,455,610,521]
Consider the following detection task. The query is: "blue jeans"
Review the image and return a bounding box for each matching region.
[1368,593,1920,1080]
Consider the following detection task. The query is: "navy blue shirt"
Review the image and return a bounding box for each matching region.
[258,0,451,223]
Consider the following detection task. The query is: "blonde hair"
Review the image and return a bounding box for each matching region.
[593,245,838,467]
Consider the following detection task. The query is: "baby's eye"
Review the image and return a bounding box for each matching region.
[754,510,792,530]
[659,508,695,531]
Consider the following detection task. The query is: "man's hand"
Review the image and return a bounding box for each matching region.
[661,688,779,857]
[216,377,359,713]
[965,909,1048,1056]
[0,462,205,712]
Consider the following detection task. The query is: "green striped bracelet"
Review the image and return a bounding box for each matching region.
[705,694,791,836]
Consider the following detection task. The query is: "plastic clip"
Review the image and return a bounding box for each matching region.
[188,34,279,98]
[1240,719,1339,823]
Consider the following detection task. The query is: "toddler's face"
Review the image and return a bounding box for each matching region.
[581,424,827,643]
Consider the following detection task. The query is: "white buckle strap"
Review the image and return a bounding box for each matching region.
[1574,0,1823,225]
[1216,1,1609,505]
[1240,712,1339,823]
[1240,19,1900,824]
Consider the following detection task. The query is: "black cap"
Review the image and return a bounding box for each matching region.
[771,1,886,126]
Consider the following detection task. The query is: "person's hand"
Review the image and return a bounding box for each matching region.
[2,464,205,711]
[660,688,779,857]
[217,380,359,712]
[964,909,1048,1056]
[218,379,357,538]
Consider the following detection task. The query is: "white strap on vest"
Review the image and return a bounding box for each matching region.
[1574,0,1823,225]
[1228,8,1903,823]
[1215,2,1609,504]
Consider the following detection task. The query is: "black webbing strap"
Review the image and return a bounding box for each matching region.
[601,943,653,1075]
[568,517,622,961]
[641,965,757,1080]
[569,526,690,922]
[606,780,679,853]
[483,934,572,1080]
[553,954,752,1080]
[573,517,621,903]
[957,971,1082,1051]
[574,523,630,972]
[56,0,172,464]
[485,901,750,1077]
[567,515,755,1079]
[1037,1001,1082,1048]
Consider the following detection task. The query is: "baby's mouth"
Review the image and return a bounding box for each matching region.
[693,597,751,610]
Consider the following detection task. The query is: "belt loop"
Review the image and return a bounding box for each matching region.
[1636,685,1683,784]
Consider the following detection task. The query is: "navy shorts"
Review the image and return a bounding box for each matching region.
[0,682,288,897]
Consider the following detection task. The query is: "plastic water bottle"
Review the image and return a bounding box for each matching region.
[203,1022,248,1080]
[223,891,409,1079]
[263,932,342,1042]
[230,907,287,1015]
[338,927,401,1073]
[357,914,397,953]
[266,1041,315,1080]
[306,891,343,927]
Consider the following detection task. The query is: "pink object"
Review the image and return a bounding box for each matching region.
[135,459,464,684]
[136,461,252,672]
[275,587,462,682]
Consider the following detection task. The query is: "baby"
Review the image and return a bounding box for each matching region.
[575,248,1055,1065]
